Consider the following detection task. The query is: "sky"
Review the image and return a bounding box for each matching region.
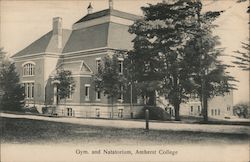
[0,0,249,104]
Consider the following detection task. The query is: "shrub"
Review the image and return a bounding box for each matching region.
[233,103,250,118]
[42,106,57,115]
[23,106,39,114]
[136,106,171,121]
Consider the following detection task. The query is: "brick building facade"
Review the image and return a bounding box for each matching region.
[11,0,233,119]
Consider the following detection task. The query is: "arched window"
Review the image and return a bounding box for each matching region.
[23,63,35,76]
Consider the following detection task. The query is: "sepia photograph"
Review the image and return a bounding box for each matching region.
[0,0,249,161]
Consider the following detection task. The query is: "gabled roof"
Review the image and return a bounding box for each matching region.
[55,61,92,75]
[12,29,71,58]
[74,9,141,24]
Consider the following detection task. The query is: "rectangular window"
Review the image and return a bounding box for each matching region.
[96,108,100,118]
[218,109,220,116]
[118,58,124,74]
[211,109,214,116]
[198,106,200,112]
[118,85,123,101]
[118,109,123,118]
[23,82,35,99]
[190,106,193,112]
[27,83,30,98]
[85,84,90,101]
[31,83,34,98]
[96,58,101,72]
[96,91,101,100]
[67,85,73,99]
[67,108,73,116]
[215,109,217,116]
[24,83,27,98]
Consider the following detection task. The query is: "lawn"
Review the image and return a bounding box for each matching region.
[0,117,249,146]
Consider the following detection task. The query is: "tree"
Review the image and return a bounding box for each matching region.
[186,35,236,122]
[232,0,249,70]
[129,0,235,121]
[94,52,127,118]
[0,48,25,111]
[232,42,250,71]
[53,69,75,104]
[186,1,236,122]
[128,1,210,120]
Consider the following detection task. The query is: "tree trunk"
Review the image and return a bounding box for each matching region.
[174,102,180,121]
[173,75,181,121]
[203,96,208,122]
[64,98,66,116]
[201,73,208,122]
[111,97,114,119]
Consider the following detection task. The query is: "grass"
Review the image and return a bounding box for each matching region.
[0,117,249,146]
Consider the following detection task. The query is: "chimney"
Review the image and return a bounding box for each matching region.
[109,0,113,9]
[87,3,93,14]
[52,17,62,48]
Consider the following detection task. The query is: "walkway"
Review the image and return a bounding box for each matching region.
[1,112,250,135]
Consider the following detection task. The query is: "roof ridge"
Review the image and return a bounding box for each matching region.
[74,8,140,25]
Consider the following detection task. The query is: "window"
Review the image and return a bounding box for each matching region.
[85,84,90,101]
[24,82,34,99]
[96,108,100,118]
[67,108,73,116]
[23,63,35,76]
[190,106,193,113]
[211,109,214,116]
[96,91,101,101]
[215,109,217,116]
[96,58,101,72]
[27,83,30,98]
[118,85,123,101]
[118,109,123,118]
[227,106,231,111]
[198,106,200,112]
[118,58,124,74]
[218,109,220,116]
[67,85,73,99]
[31,83,34,98]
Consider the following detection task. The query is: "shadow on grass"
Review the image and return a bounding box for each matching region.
[0,117,249,146]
